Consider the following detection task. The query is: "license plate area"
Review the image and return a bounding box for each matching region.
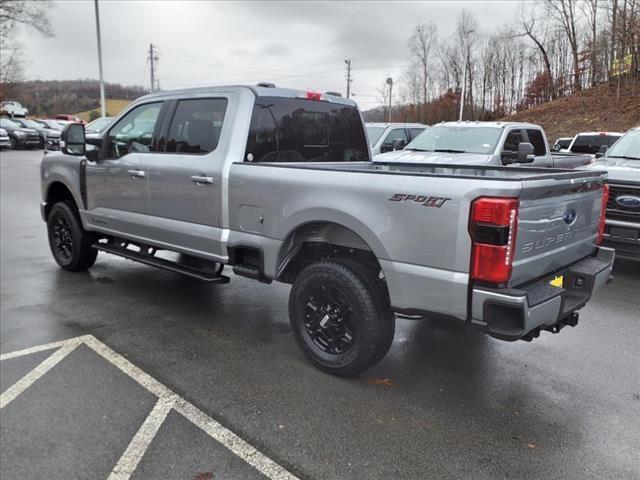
[549,274,564,288]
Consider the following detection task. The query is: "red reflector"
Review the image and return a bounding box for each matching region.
[306,91,322,101]
[471,197,519,226]
[596,184,609,245]
[471,244,513,283]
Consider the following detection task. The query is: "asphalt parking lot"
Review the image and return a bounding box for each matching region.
[1,148,639,480]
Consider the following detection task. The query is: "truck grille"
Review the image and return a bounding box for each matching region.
[607,183,640,221]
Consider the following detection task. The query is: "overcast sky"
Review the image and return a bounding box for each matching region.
[19,0,519,109]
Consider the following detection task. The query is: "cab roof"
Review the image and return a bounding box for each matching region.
[138,84,357,107]
[366,122,428,128]
[436,121,543,130]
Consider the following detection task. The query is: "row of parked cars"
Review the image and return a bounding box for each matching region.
[366,121,639,261]
[0,115,113,151]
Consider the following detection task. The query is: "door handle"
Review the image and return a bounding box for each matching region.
[191,175,214,185]
[127,169,146,178]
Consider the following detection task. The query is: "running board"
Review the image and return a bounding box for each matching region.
[93,243,230,284]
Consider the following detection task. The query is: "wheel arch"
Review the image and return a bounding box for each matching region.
[275,219,388,284]
[44,180,78,219]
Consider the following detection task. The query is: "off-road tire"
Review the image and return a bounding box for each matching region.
[47,201,98,271]
[289,259,395,376]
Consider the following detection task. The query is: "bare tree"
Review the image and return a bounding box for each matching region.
[542,0,583,91]
[582,0,600,86]
[0,0,54,97]
[408,22,437,120]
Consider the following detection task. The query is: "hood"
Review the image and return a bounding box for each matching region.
[373,149,493,165]
[45,128,61,137]
[15,127,37,134]
[584,158,640,184]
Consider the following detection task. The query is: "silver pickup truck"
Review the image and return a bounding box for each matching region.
[41,85,614,375]
[375,121,592,168]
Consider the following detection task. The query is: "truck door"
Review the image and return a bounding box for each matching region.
[85,101,164,238]
[144,96,229,261]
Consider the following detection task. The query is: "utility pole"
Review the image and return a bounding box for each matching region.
[386,77,393,122]
[344,59,352,99]
[148,43,158,92]
[94,0,106,117]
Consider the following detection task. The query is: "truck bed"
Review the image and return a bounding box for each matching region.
[239,160,606,181]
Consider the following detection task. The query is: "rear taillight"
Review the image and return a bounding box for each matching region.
[596,184,609,245]
[469,197,519,284]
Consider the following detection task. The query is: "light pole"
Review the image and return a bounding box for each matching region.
[94,0,106,117]
[386,77,393,122]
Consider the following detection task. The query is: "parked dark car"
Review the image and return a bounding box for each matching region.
[10,118,57,149]
[33,119,64,130]
[0,117,41,149]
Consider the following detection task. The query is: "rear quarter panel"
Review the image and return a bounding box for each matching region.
[227,163,523,318]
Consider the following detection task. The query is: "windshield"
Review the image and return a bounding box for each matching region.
[570,134,621,154]
[86,117,112,133]
[605,130,640,160]
[366,126,386,147]
[405,125,502,154]
[20,119,42,129]
[0,118,20,128]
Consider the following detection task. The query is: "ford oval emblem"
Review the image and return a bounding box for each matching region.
[563,209,577,225]
[615,195,640,209]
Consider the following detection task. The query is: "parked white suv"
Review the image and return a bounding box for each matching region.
[0,101,28,118]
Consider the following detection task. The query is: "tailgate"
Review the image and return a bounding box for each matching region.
[510,174,606,286]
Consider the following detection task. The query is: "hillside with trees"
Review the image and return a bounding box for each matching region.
[2,79,146,117]
[364,0,639,128]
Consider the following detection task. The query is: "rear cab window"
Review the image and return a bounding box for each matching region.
[570,134,622,154]
[245,96,369,163]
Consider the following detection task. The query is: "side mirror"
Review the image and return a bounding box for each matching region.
[595,145,608,158]
[517,142,535,163]
[551,144,561,152]
[61,123,86,156]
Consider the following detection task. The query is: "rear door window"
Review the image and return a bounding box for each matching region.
[245,97,369,162]
[526,129,547,155]
[165,98,228,154]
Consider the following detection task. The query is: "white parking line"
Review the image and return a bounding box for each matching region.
[0,342,79,409]
[107,397,176,480]
[0,335,299,480]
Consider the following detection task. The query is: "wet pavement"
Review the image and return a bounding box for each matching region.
[1,148,639,479]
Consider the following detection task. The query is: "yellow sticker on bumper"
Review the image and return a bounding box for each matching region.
[549,275,564,288]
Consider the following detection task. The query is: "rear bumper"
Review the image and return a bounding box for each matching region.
[470,247,615,341]
[604,218,640,261]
